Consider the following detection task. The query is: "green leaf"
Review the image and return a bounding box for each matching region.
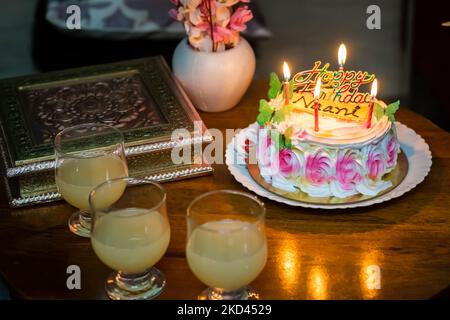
[374,102,384,120]
[386,100,400,122]
[259,99,272,113]
[272,104,294,124]
[256,113,270,126]
[256,99,274,125]
[268,72,282,99]
[272,109,286,124]
[284,137,292,149]
[270,130,285,150]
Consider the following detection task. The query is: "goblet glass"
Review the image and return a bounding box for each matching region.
[89,178,170,300]
[186,190,267,300]
[54,123,128,237]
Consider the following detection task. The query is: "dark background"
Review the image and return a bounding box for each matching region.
[0,0,449,131]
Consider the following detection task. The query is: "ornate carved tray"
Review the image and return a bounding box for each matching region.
[0,56,213,207]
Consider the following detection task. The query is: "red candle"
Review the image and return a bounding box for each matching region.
[284,81,290,105]
[314,99,319,131]
[283,62,291,105]
[366,79,378,129]
[313,78,321,132]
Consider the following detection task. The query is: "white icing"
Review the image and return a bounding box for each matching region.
[329,179,360,198]
[355,177,392,196]
[299,178,333,197]
[272,98,391,147]
[272,174,298,192]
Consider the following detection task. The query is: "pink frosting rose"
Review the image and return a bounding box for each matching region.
[365,145,387,181]
[305,150,332,185]
[383,134,399,168]
[278,149,301,177]
[335,150,362,190]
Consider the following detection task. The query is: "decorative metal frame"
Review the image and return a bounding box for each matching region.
[0,57,213,207]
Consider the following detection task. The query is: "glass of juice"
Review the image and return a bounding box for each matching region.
[54,123,128,237]
[186,190,267,300]
[89,178,170,300]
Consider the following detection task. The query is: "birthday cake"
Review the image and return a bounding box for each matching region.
[254,56,401,199]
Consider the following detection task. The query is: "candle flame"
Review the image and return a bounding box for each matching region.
[371,79,378,97]
[338,43,347,67]
[283,62,291,81]
[314,78,321,99]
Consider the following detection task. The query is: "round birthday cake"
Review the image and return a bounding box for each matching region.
[254,57,401,199]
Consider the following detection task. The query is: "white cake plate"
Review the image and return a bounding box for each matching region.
[225,122,432,209]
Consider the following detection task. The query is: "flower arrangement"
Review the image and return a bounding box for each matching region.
[169,0,253,52]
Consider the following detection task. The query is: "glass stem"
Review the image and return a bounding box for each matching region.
[115,271,152,292]
[208,287,247,300]
[79,211,91,230]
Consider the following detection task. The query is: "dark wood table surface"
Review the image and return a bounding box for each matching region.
[0,80,449,300]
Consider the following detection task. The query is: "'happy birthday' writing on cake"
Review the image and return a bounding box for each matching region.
[290,61,376,122]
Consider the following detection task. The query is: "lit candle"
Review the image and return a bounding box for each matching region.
[314,77,321,132]
[338,43,347,71]
[366,79,378,129]
[283,62,291,105]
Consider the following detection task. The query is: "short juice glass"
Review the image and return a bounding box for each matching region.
[90,178,170,300]
[186,190,267,300]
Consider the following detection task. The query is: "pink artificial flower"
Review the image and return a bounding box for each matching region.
[216,0,250,6]
[168,8,181,20]
[335,150,362,191]
[199,0,217,15]
[229,5,253,32]
[223,30,240,47]
[180,0,202,8]
[169,0,253,52]
[278,149,301,177]
[212,26,232,42]
[305,151,332,185]
[365,145,387,181]
[188,26,213,51]
[382,134,399,168]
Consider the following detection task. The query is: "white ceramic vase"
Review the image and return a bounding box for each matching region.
[172,37,256,112]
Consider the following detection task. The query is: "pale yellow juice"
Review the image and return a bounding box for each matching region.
[186,219,267,291]
[55,154,128,211]
[91,208,170,274]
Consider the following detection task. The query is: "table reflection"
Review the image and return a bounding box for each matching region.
[307,265,329,300]
[360,248,382,299]
[277,237,301,294]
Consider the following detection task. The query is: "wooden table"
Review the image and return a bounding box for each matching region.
[0,80,449,300]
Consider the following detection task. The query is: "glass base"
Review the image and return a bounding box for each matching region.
[198,286,260,300]
[105,267,166,300]
[68,210,91,237]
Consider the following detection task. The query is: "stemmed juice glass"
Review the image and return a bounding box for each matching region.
[186,190,267,300]
[89,178,170,300]
[54,123,128,237]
